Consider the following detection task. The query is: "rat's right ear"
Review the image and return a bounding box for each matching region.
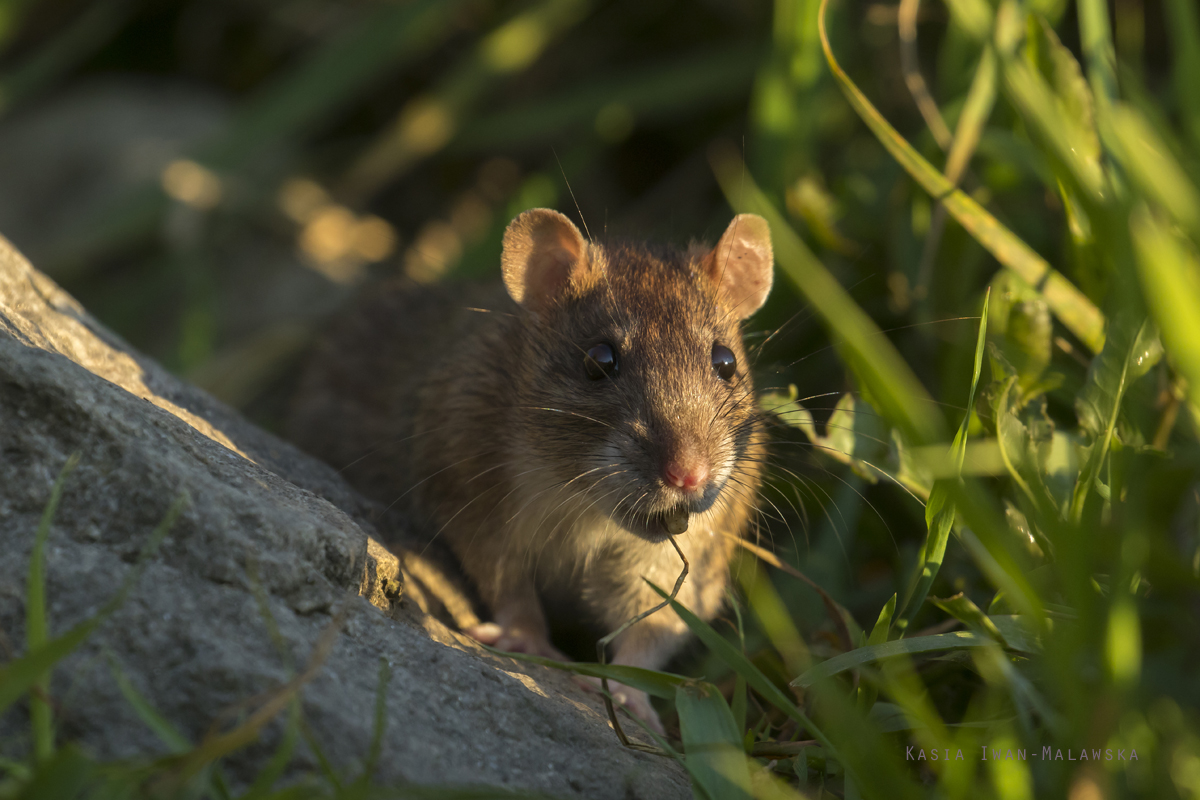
[501,209,590,313]
[702,214,774,319]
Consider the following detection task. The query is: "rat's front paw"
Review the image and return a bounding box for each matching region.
[579,677,665,736]
[466,622,569,661]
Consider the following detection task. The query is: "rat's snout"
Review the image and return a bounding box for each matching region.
[664,459,708,491]
[661,442,711,496]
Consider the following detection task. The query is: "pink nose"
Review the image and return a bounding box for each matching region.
[664,459,710,492]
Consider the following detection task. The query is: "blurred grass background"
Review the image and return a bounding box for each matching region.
[0,0,982,421]
[2,0,1200,797]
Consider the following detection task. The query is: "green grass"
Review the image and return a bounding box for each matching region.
[480,0,1200,796]
[3,0,1200,797]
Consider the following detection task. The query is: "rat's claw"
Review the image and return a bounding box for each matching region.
[465,622,505,645]
[578,676,666,736]
[465,623,569,661]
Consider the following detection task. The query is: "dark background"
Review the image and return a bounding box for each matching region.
[0,0,1186,694]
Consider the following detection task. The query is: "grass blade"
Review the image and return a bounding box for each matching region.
[362,786,559,799]
[28,453,79,763]
[1070,314,1157,521]
[896,291,990,632]
[804,677,923,800]
[365,659,391,781]
[1164,0,1200,148]
[203,0,465,169]
[1106,104,1200,243]
[711,146,944,445]
[738,560,811,676]
[476,645,687,700]
[899,0,952,149]
[1077,0,1119,109]
[944,47,999,185]
[0,621,114,720]
[941,0,994,41]
[1131,206,1200,413]
[915,44,1000,295]
[341,0,592,200]
[675,682,754,800]
[727,591,748,739]
[301,717,344,791]
[642,584,846,775]
[816,0,1106,353]
[733,536,859,652]
[875,654,955,765]
[947,482,1048,625]
[856,594,895,710]
[240,700,302,800]
[11,743,94,800]
[454,44,759,152]
[243,786,320,800]
[0,0,134,115]
[107,654,191,753]
[110,653,234,800]
[995,4,1107,203]
[793,627,1039,688]
[929,593,1008,646]
[150,606,344,792]
[897,484,955,633]
[47,0,465,273]
[867,596,895,648]
[1,491,185,717]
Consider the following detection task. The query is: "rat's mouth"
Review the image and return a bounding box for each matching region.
[619,501,691,542]
[647,503,690,537]
[604,475,725,542]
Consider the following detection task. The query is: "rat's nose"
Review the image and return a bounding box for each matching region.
[664,457,710,494]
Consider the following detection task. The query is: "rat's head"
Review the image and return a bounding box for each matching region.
[501,208,773,542]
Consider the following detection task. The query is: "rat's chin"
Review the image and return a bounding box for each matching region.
[621,502,691,542]
[598,476,726,542]
[613,491,718,542]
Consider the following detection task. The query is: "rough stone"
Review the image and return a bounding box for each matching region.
[0,235,688,798]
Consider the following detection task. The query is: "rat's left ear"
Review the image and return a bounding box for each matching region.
[702,214,774,319]
[501,209,592,315]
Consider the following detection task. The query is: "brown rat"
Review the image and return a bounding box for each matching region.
[288,209,773,731]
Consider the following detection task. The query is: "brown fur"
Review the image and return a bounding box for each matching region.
[289,213,770,711]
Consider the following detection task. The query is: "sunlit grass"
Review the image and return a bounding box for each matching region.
[2,0,1199,796]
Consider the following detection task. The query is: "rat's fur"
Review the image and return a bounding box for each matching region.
[290,210,771,730]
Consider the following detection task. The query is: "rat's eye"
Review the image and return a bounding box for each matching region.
[585,343,618,380]
[712,344,736,381]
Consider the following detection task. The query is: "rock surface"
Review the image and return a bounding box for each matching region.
[0,236,688,798]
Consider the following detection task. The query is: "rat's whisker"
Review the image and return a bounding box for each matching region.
[292,208,780,734]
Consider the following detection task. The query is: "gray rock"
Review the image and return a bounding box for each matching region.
[0,235,689,798]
